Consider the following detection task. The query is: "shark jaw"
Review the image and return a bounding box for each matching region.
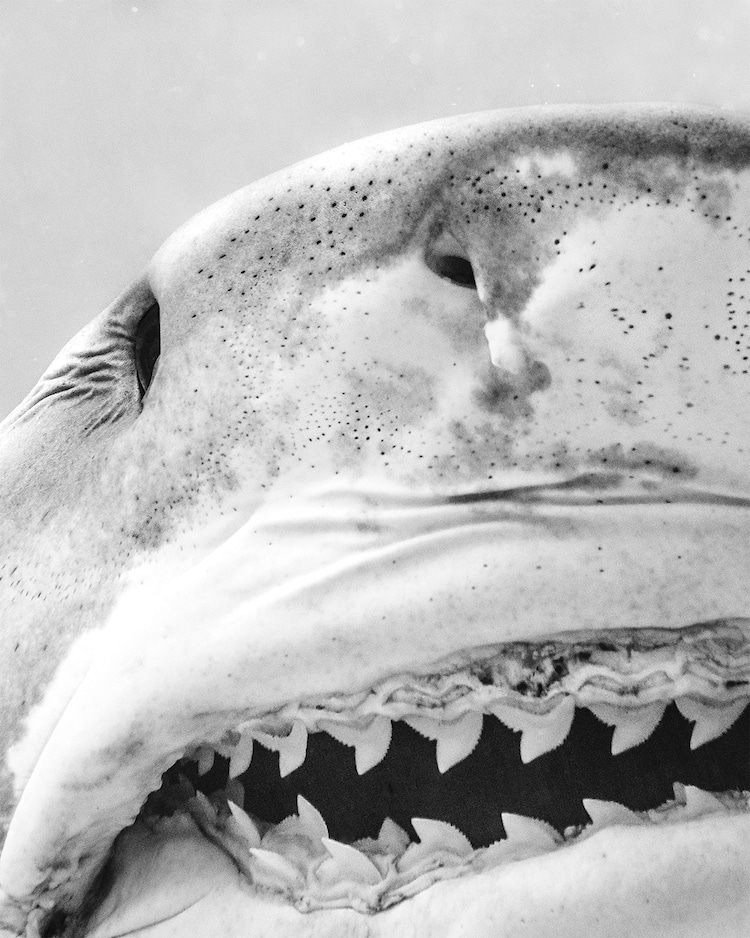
[13,617,750,938]
[1,104,750,935]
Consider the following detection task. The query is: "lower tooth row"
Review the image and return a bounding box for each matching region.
[202,695,748,781]
[190,785,748,909]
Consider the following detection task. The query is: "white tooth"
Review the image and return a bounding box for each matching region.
[436,712,483,773]
[501,813,559,850]
[197,746,216,777]
[253,720,308,777]
[411,818,473,857]
[229,733,254,778]
[227,799,261,848]
[321,716,392,774]
[297,795,329,841]
[676,784,725,819]
[398,818,472,873]
[675,697,747,749]
[587,702,666,755]
[490,697,575,763]
[377,817,411,857]
[582,799,644,829]
[248,848,301,882]
[322,838,382,885]
[225,778,245,810]
[405,711,484,773]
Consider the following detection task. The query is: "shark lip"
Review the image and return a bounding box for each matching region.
[55,622,750,934]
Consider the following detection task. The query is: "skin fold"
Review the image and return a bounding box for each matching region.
[0,104,748,935]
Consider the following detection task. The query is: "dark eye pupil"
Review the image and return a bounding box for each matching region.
[134,302,161,398]
[428,253,477,288]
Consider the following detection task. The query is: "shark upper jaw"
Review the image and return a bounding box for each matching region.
[1,103,750,935]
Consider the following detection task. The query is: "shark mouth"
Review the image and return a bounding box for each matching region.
[82,621,749,925]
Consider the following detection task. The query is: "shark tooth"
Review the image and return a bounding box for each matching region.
[227,799,261,848]
[196,746,216,777]
[253,720,308,777]
[411,818,473,857]
[377,817,411,857]
[228,733,254,778]
[490,697,575,763]
[405,711,484,773]
[673,783,726,819]
[587,701,666,755]
[675,696,747,749]
[501,813,559,850]
[248,848,301,883]
[322,838,383,885]
[398,818,472,873]
[320,715,392,774]
[582,798,644,829]
[225,778,245,810]
[297,795,329,842]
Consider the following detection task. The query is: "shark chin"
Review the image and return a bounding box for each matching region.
[0,104,749,937]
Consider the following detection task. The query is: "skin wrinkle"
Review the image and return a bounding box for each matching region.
[0,105,748,935]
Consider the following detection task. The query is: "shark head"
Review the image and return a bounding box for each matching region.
[0,104,748,937]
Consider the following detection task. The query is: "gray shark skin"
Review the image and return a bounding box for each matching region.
[0,104,749,937]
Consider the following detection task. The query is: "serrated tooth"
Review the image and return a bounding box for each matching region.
[227,799,261,848]
[248,848,301,883]
[229,733,254,778]
[674,783,725,819]
[411,818,473,857]
[225,778,245,810]
[296,795,329,841]
[675,697,747,749]
[437,712,483,773]
[377,817,411,857]
[405,712,484,773]
[582,799,644,829]
[321,838,382,885]
[398,818,472,873]
[196,746,216,777]
[253,720,308,777]
[321,716,392,774]
[502,813,559,849]
[587,702,665,755]
[490,697,575,763]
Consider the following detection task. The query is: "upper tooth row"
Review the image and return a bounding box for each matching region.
[192,695,748,780]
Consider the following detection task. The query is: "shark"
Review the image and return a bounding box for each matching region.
[0,104,748,937]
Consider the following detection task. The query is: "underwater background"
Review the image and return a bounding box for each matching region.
[1,0,749,417]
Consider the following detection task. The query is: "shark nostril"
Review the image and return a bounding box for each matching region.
[426,252,477,289]
[134,301,161,400]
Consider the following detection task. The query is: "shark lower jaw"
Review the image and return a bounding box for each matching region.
[32,621,750,937]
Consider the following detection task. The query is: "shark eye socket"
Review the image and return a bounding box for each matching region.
[425,230,477,289]
[428,253,477,289]
[134,301,161,399]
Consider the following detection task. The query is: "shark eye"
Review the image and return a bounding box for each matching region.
[428,253,477,288]
[425,229,477,289]
[134,301,161,398]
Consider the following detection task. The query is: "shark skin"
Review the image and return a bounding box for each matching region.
[0,104,748,935]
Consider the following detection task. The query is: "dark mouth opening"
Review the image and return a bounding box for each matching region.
[146,703,748,848]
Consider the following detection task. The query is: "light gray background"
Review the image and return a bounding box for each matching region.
[2,0,749,418]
